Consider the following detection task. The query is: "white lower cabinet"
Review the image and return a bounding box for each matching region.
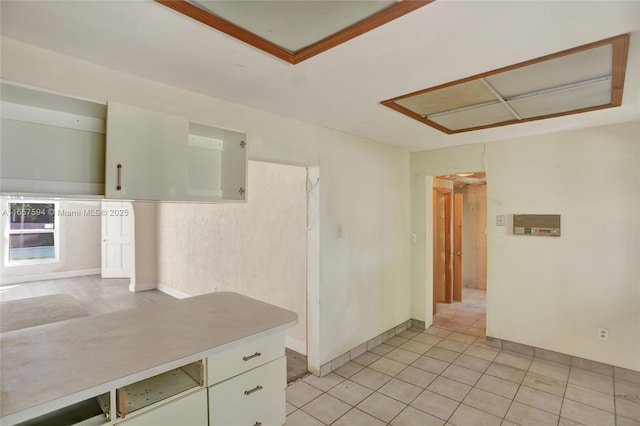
[116,388,207,426]
[207,332,284,385]
[5,334,287,426]
[209,357,286,426]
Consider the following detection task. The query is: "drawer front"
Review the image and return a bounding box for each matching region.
[209,357,286,426]
[207,332,284,385]
[116,388,207,426]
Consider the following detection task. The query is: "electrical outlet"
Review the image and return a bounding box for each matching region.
[598,328,608,341]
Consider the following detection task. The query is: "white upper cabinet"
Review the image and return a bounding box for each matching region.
[1,83,247,202]
[187,122,247,201]
[0,83,107,197]
[106,102,247,202]
[105,102,190,201]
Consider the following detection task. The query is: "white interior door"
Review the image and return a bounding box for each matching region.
[101,201,134,278]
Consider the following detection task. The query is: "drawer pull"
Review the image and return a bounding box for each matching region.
[242,352,262,361]
[244,385,263,396]
[253,423,262,426]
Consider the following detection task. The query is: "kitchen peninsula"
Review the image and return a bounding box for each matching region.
[0,292,297,426]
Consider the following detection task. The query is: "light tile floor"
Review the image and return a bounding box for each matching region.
[286,288,640,426]
[432,288,487,336]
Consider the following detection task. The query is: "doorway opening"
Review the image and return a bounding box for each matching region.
[432,172,486,336]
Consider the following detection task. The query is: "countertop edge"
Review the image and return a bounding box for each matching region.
[0,292,298,424]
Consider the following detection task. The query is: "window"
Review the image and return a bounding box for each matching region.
[4,201,59,265]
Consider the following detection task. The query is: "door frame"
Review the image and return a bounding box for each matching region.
[453,193,463,301]
[432,187,453,314]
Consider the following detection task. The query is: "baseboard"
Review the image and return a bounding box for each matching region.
[156,284,192,299]
[485,336,640,379]
[286,336,307,356]
[318,318,418,377]
[0,269,101,285]
[129,281,157,292]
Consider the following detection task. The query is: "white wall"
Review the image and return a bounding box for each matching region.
[486,122,639,370]
[318,129,411,363]
[412,122,640,370]
[1,199,101,283]
[156,161,308,354]
[0,36,414,372]
[132,202,157,291]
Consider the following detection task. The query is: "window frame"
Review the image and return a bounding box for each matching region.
[3,199,60,267]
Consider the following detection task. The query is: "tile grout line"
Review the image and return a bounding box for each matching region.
[499,350,533,426]
[612,378,618,426]
[293,286,634,424]
[558,367,569,426]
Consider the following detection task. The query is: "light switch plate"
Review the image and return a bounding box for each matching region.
[496,215,505,226]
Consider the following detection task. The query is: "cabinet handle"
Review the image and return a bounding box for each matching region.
[116,164,122,191]
[244,385,263,396]
[253,422,262,426]
[242,352,261,361]
[239,187,246,196]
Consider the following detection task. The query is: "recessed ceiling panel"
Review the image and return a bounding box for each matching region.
[159,0,432,63]
[508,80,612,119]
[430,103,515,131]
[190,1,394,51]
[486,45,613,98]
[381,34,629,134]
[395,80,497,116]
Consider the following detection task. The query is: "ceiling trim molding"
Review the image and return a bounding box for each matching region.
[156,0,295,63]
[381,33,630,134]
[156,0,433,64]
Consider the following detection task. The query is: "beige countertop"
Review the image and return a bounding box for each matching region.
[0,291,297,422]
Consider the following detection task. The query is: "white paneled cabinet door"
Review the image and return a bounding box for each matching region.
[105,102,189,201]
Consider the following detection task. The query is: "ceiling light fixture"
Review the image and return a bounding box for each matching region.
[381,34,629,134]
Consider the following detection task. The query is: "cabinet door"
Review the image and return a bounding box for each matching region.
[209,357,286,426]
[105,102,189,200]
[220,129,247,201]
[116,389,207,426]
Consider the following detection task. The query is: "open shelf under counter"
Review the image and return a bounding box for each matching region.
[116,361,204,419]
[0,292,297,426]
[16,393,110,426]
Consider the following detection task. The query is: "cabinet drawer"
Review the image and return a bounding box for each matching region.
[207,332,284,385]
[209,357,286,426]
[116,388,207,426]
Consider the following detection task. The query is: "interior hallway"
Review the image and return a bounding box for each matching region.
[433,288,486,337]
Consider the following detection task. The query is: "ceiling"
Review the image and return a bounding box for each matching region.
[185,0,400,52]
[1,1,638,152]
